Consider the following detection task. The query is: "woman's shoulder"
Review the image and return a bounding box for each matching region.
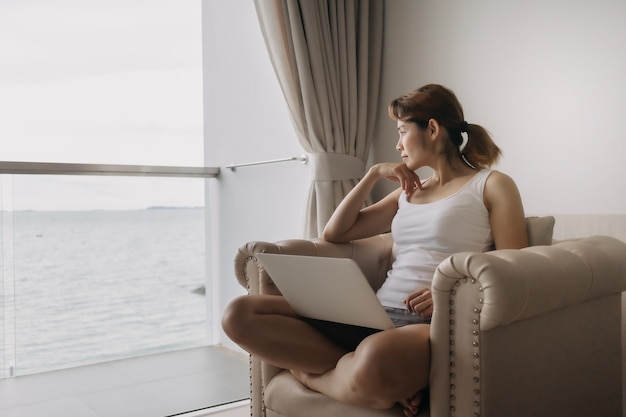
[484,169,517,187]
[483,170,522,207]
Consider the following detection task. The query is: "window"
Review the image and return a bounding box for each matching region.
[0,0,209,378]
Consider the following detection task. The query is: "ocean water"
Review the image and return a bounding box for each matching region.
[2,208,208,376]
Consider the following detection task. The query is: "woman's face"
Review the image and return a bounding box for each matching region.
[396,120,427,170]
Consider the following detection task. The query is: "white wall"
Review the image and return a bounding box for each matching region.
[372,0,626,216]
[202,1,309,346]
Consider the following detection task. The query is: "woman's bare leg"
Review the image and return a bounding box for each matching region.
[223,295,430,410]
[222,294,348,373]
[291,324,431,410]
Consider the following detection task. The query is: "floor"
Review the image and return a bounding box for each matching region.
[185,401,249,417]
[0,345,250,417]
[211,406,248,417]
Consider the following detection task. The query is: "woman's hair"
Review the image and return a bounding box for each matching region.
[388,84,501,169]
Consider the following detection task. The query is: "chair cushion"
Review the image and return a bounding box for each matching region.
[526,216,555,246]
[264,371,429,417]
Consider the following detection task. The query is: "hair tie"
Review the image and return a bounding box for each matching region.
[458,121,474,170]
[459,131,469,153]
[459,121,469,153]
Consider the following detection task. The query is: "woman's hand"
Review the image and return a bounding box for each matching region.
[403,288,433,319]
[372,163,422,197]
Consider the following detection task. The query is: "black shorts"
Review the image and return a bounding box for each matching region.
[302,307,429,352]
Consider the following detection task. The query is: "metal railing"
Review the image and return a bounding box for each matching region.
[0,161,219,178]
[225,155,307,171]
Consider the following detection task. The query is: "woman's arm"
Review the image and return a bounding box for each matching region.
[322,163,421,243]
[484,171,529,250]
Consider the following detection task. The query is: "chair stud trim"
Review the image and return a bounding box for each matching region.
[448,276,482,417]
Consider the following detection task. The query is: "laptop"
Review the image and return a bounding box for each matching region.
[255,253,394,331]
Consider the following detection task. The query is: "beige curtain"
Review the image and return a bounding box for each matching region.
[254,0,384,238]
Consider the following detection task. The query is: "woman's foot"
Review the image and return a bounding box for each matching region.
[290,369,313,390]
[400,390,424,417]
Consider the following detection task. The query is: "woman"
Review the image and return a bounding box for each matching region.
[222,84,528,416]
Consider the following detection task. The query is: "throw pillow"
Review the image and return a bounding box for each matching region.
[526,216,556,246]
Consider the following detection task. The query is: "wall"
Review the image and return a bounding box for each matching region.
[372,0,626,217]
[202,1,309,346]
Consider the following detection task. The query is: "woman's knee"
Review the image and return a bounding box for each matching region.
[348,327,431,407]
[221,295,254,344]
[222,295,296,346]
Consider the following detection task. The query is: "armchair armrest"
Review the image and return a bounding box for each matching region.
[233,233,395,417]
[429,235,626,417]
[234,233,395,295]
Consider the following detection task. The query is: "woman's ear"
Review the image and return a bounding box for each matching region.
[427,118,441,139]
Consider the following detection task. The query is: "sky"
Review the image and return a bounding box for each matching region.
[0,0,205,210]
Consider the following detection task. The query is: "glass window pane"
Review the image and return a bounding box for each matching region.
[3,174,207,376]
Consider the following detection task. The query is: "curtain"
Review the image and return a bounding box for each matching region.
[254,0,384,238]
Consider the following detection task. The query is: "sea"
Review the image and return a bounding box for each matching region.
[1,208,208,376]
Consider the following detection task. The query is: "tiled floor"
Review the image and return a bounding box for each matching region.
[0,345,250,417]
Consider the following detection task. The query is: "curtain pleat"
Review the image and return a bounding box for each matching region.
[254,0,384,238]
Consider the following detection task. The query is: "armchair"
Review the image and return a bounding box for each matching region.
[233,217,626,417]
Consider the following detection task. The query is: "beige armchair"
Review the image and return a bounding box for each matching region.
[233,218,626,417]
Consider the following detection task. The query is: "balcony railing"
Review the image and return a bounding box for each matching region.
[0,161,219,378]
[0,161,219,178]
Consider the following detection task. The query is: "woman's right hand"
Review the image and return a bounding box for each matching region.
[322,162,419,243]
[372,163,422,197]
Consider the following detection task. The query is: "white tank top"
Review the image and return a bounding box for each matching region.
[376,169,494,308]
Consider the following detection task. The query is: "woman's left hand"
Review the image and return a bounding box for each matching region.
[403,288,433,319]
